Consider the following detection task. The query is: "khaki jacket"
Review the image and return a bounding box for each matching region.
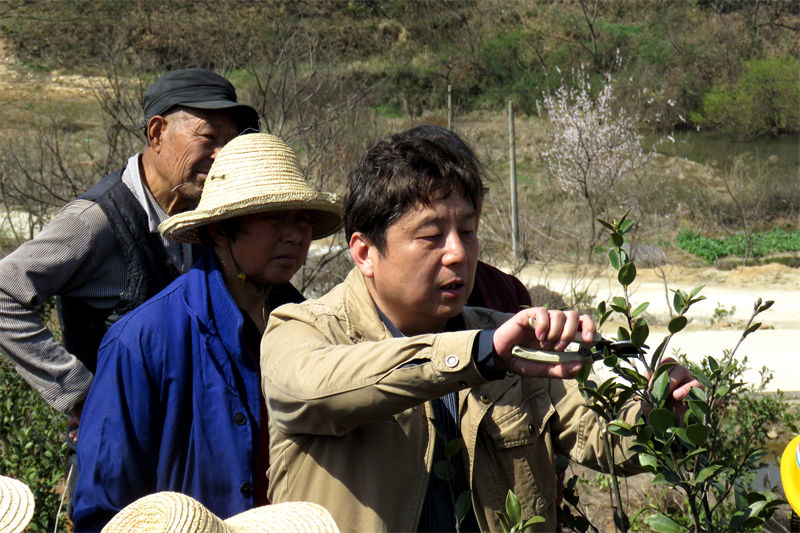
[262,268,640,532]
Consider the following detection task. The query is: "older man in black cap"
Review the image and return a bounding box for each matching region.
[0,68,257,461]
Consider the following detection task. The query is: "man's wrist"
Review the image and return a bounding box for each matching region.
[473,329,506,380]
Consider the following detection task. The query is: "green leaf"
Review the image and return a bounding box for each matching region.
[611,296,628,310]
[611,233,624,247]
[505,490,521,525]
[639,453,658,470]
[496,511,512,533]
[743,322,762,336]
[695,464,724,484]
[651,369,671,407]
[455,489,472,523]
[689,285,704,299]
[631,302,649,318]
[619,218,635,234]
[615,367,649,387]
[597,218,615,231]
[636,424,653,442]
[445,438,463,459]
[608,420,636,437]
[434,460,454,481]
[687,399,709,421]
[576,360,592,382]
[602,353,619,367]
[613,508,630,532]
[631,322,649,348]
[617,327,630,341]
[757,300,774,313]
[608,248,620,269]
[648,408,676,434]
[554,454,570,475]
[688,386,707,402]
[644,513,685,533]
[672,290,686,313]
[618,262,637,286]
[521,516,546,528]
[668,316,687,334]
[749,498,769,517]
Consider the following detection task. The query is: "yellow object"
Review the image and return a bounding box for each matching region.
[780,434,800,514]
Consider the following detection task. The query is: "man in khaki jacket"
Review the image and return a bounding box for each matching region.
[261,126,698,532]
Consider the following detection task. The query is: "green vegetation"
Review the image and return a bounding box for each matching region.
[691,55,800,137]
[676,228,800,264]
[556,214,796,532]
[0,0,797,135]
[0,358,68,532]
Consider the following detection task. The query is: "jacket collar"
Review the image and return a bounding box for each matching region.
[338,267,392,342]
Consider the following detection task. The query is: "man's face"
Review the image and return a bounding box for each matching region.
[152,108,239,214]
[357,190,479,336]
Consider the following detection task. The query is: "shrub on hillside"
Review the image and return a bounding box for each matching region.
[692,55,800,137]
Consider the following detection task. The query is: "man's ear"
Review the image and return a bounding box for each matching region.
[349,232,375,278]
[146,116,166,152]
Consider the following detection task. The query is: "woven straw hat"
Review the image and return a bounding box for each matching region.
[159,133,342,243]
[0,475,35,533]
[102,492,340,533]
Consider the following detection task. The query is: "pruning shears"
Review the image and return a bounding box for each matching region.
[511,318,641,364]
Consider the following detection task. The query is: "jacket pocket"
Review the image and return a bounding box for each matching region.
[482,381,555,448]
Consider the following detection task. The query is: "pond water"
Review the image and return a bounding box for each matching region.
[648,131,800,178]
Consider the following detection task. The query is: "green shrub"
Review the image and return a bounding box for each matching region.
[0,358,68,531]
[556,213,789,532]
[692,55,800,137]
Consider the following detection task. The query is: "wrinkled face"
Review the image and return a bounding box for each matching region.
[226,210,313,287]
[359,190,479,336]
[153,109,239,214]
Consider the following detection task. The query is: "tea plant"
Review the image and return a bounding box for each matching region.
[0,357,68,532]
[559,212,785,533]
[496,490,545,533]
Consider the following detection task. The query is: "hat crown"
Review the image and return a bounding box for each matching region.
[158,133,343,243]
[143,68,259,132]
[196,134,307,211]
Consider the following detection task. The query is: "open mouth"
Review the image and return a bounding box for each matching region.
[440,281,463,291]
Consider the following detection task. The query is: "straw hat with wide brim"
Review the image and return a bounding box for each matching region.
[159,133,343,243]
[101,492,340,533]
[0,475,35,533]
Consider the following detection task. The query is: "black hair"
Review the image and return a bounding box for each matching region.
[344,125,486,252]
[198,217,241,248]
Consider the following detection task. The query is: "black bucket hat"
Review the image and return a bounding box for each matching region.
[144,68,260,133]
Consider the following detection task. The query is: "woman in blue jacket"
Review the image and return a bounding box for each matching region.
[72,133,342,531]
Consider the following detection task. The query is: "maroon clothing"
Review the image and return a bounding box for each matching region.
[468,261,531,313]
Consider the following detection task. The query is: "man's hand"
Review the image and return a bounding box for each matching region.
[646,357,703,420]
[492,307,595,379]
[67,398,85,445]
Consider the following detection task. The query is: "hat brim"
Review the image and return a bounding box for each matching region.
[0,476,34,533]
[160,193,343,244]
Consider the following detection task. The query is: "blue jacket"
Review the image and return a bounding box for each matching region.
[72,251,302,531]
